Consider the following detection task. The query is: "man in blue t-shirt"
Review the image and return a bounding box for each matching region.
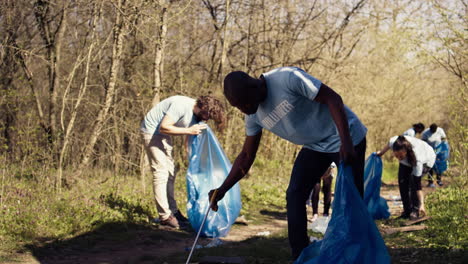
[208,67,367,260]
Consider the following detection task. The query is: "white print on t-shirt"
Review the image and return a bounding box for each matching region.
[261,100,294,130]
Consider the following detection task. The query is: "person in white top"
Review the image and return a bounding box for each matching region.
[422,123,447,148]
[402,123,425,137]
[377,136,436,220]
[140,95,225,229]
[421,123,448,187]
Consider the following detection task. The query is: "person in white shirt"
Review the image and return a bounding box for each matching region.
[421,123,448,187]
[422,123,447,148]
[402,123,425,137]
[377,136,436,220]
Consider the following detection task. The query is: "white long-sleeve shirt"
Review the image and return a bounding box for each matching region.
[389,136,436,177]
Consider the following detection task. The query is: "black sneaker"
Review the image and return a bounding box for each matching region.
[397,212,410,219]
[409,211,419,221]
[437,180,444,186]
[174,210,189,224]
[160,215,179,229]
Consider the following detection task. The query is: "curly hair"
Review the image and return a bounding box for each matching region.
[196,95,226,131]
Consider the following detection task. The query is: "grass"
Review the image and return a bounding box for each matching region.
[379,159,467,262]
[382,159,400,184]
[0,156,467,263]
[0,165,157,260]
[380,171,468,264]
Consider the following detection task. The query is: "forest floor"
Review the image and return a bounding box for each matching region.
[2,178,463,264]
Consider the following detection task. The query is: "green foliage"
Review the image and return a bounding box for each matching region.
[1,159,467,263]
[0,168,157,255]
[425,175,468,250]
[382,174,467,264]
[99,192,154,223]
[239,157,290,222]
[382,160,399,183]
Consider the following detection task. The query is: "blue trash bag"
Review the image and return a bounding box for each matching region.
[295,164,391,264]
[433,141,450,175]
[186,125,241,238]
[364,153,390,220]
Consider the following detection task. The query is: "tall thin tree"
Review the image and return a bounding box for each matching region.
[80,0,127,169]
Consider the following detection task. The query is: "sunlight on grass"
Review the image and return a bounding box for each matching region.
[1,157,466,264]
[382,160,399,184]
[0,166,157,257]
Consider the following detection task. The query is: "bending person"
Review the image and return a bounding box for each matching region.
[422,123,448,187]
[140,95,225,229]
[402,123,425,137]
[377,135,435,220]
[208,67,367,260]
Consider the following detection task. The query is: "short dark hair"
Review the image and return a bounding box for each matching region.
[413,123,425,133]
[196,96,226,131]
[223,71,257,105]
[430,123,438,133]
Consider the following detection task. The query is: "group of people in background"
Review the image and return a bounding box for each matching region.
[139,66,448,261]
[306,122,448,223]
[377,122,448,220]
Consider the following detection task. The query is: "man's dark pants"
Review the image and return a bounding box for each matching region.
[311,175,333,215]
[427,168,442,184]
[286,138,366,260]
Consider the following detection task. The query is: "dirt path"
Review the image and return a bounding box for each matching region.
[3,181,442,264]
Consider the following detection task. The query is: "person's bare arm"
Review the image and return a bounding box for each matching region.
[209,131,263,211]
[322,167,332,179]
[376,144,390,157]
[159,115,206,135]
[314,83,355,163]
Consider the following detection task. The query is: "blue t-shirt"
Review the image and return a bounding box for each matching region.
[245,67,367,153]
[140,96,196,135]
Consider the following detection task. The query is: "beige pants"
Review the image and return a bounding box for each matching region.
[141,133,178,220]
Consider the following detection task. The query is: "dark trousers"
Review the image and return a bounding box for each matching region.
[398,164,421,214]
[311,175,333,215]
[286,138,366,259]
[427,168,442,184]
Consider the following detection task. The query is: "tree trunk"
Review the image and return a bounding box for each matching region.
[141,0,170,192]
[80,0,126,169]
[33,0,68,160]
[152,0,169,106]
[218,0,231,86]
[0,0,19,156]
[16,51,46,130]
[243,0,255,72]
[57,2,101,189]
